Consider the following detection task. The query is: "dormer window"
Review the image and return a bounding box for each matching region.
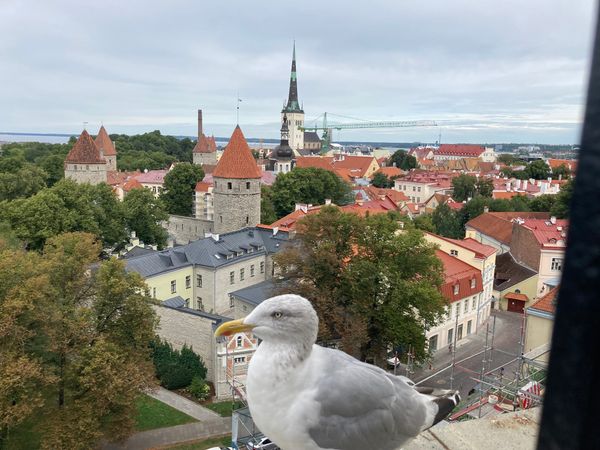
[453,284,459,295]
[470,279,476,289]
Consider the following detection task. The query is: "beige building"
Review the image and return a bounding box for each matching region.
[493,252,538,313]
[524,285,558,363]
[394,179,452,204]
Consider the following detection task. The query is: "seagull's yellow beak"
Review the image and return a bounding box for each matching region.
[214,318,255,337]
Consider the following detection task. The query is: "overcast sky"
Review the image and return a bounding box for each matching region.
[0,0,596,144]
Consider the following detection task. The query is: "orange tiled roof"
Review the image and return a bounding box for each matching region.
[428,232,497,258]
[193,134,214,153]
[519,218,569,248]
[505,292,529,302]
[65,130,106,164]
[94,126,116,156]
[212,126,261,179]
[466,212,550,245]
[123,178,143,191]
[106,170,140,186]
[376,166,403,178]
[492,191,525,200]
[529,286,559,315]
[547,159,577,172]
[333,155,378,178]
[436,144,485,157]
[437,250,483,302]
[295,156,335,171]
[194,181,212,192]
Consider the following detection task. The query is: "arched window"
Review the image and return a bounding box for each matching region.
[236,336,243,348]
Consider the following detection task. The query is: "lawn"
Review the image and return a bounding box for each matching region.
[166,435,232,449]
[203,400,244,417]
[135,394,197,431]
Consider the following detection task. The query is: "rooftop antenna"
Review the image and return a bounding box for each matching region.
[236,92,242,125]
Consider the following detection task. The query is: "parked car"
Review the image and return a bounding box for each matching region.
[245,436,280,450]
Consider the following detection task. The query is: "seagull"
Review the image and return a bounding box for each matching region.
[215,294,460,450]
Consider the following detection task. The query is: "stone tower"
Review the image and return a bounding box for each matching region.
[64,129,107,185]
[212,126,262,234]
[193,109,218,166]
[94,125,117,171]
[270,114,294,174]
[281,42,304,152]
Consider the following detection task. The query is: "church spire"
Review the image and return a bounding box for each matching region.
[283,42,303,113]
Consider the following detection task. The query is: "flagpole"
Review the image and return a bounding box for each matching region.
[236,91,241,125]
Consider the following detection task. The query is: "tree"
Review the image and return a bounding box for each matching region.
[150,340,207,390]
[269,167,353,218]
[0,233,157,449]
[432,203,463,238]
[123,188,169,248]
[550,180,573,219]
[475,178,494,197]
[260,185,278,225]
[389,150,417,170]
[161,163,205,216]
[0,164,48,201]
[273,207,446,363]
[551,164,572,180]
[451,174,477,202]
[529,195,557,212]
[525,160,551,180]
[371,172,393,188]
[412,213,435,232]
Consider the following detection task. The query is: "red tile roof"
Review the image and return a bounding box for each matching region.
[492,191,525,200]
[376,166,403,178]
[505,292,529,302]
[528,286,559,315]
[213,126,261,179]
[429,233,497,258]
[466,212,550,245]
[194,181,212,192]
[65,130,106,164]
[437,250,483,302]
[295,156,335,171]
[106,170,140,186]
[123,178,143,191]
[94,126,116,156]
[193,133,214,153]
[136,169,169,184]
[296,155,378,179]
[547,159,577,172]
[333,156,378,178]
[519,218,569,249]
[436,144,485,157]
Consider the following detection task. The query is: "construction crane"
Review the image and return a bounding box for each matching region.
[300,112,437,153]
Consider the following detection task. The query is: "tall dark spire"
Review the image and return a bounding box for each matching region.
[283,42,303,113]
[274,114,293,158]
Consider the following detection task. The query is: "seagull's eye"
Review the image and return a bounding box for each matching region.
[272,311,283,319]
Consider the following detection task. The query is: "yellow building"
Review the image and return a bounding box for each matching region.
[524,285,558,363]
[493,252,538,313]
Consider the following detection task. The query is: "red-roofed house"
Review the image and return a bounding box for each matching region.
[135,169,170,197]
[375,166,403,178]
[547,158,577,174]
[434,144,496,162]
[511,217,568,294]
[296,154,380,181]
[425,250,484,352]
[425,233,496,327]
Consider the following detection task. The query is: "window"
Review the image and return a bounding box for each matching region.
[230,271,235,285]
[246,215,249,224]
[260,262,265,274]
[467,320,472,335]
[230,295,234,308]
[455,303,460,317]
[185,275,191,289]
[412,186,416,192]
[457,324,463,340]
[447,328,453,345]
[152,287,156,298]
[170,280,176,293]
[417,186,421,192]
[453,284,459,295]
[197,274,202,288]
[234,356,246,364]
[197,297,203,311]
[450,249,458,256]
[251,265,255,277]
[185,298,190,307]
[429,335,438,352]
[246,181,251,189]
[236,336,243,348]
[470,278,476,289]
[228,182,232,190]
[472,296,477,310]
[240,268,245,281]
[551,257,563,271]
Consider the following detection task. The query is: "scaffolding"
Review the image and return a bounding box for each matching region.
[448,311,549,421]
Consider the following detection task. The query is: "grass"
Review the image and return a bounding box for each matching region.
[203,400,244,417]
[2,417,41,450]
[134,394,197,431]
[165,435,231,449]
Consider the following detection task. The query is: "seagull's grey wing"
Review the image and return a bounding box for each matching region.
[307,347,433,450]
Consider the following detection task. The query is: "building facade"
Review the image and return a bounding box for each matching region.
[281,43,304,152]
[64,129,108,185]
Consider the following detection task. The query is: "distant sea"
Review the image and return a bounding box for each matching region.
[0,132,75,144]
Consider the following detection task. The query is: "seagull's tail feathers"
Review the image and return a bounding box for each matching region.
[417,388,461,428]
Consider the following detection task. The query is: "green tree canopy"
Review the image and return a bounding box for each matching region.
[525,160,551,180]
[274,207,446,363]
[161,163,205,217]
[371,172,394,188]
[269,167,353,218]
[451,174,477,202]
[432,203,464,238]
[550,179,573,219]
[475,178,494,197]
[260,185,278,225]
[389,150,417,170]
[123,188,169,248]
[551,164,572,180]
[0,233,157,449]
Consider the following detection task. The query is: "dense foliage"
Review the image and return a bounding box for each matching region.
[0,233,158,449]
[161,163,205,216]
[268,167,353,218]
[274,207,446,364]
[150,340,207,390]
[389,149,417,170]
[371,172,394,188]
[451,175,494,202]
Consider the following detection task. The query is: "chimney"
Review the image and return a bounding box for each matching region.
[197,109,203,140]
[550,216,557,224]
[484,206,489,213]
[325,198,331,205]
[515,179,521,189]
[522,180,528,190]
[273,227,279,236]
[211,233,220,241]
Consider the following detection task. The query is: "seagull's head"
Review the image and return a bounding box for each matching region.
[214,294,318,346]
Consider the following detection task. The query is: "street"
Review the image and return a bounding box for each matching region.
[397,310,525,398]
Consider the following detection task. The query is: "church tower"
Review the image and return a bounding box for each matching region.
[270,114,294,174]
[212,126,262,234]
[64,129,108,185]
[94,125,117,171]
[193,109,218,166]
[281,42,304,152]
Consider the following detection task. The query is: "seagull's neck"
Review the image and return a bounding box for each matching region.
[256,340,313,372]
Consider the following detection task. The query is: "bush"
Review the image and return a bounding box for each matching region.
[150,339,207,390]
[188,376,211,400]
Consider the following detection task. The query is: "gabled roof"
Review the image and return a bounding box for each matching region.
[427,232,496,259]
[295,156,334,171]
[230,280,277,306]
[519,219,569,249]
[304,131,321,143]
[493,252,537,291]
[376,166,403,178]
[437,250,483,302]
[65,130,106,164]
[333,155,378,178]
[194,181,212,192]
[436,144,485,157]
[123,178,143,191]
[193,134,214,153]
[528,285,559,316]
[466,212,550,245]
[136,169,169,184]
[213,126,262,179]
[94,126,116,156]
[547,158,577,172]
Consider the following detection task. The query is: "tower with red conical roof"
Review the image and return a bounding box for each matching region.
[94,125,117,171]
[212,126,262,234]
[64,129,108,184]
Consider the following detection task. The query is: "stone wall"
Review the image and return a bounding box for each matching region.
[193,152,217,166]
[165,215,214,244]
[212,177,261,234]
[64,163,107,185]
